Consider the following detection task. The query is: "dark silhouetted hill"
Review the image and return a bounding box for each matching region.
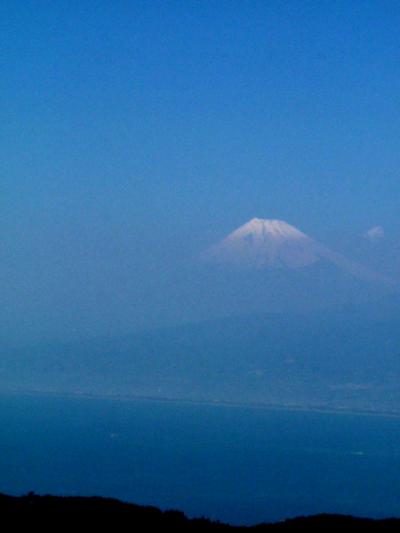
[0,493,399,531]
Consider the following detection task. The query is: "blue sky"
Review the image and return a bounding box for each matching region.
[2,1,400,343]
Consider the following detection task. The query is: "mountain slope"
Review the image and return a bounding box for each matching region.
[206,218,391,284]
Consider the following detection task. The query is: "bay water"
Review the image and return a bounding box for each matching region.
[1,393,399,525]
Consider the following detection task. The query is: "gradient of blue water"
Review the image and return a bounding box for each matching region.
[1,394,400,525]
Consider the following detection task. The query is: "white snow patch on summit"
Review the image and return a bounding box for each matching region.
[207,218,320,268]
[228,218,309,242]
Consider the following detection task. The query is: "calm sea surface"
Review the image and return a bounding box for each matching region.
[1,393,400,525]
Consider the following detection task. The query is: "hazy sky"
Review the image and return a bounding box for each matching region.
[2,1,400,344]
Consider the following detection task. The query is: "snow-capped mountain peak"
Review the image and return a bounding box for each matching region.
[204,218,392,284]
[207,218,319,268]
[227,218,310,243]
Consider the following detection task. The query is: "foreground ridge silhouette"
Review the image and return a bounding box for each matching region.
[1,493,399,531]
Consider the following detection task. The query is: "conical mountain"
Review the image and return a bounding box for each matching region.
[207,218,326,269]
[206,218,392,283]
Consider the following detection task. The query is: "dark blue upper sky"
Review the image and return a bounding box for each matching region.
[2,1,400,343]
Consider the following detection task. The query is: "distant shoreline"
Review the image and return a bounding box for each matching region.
[1,388,400,419]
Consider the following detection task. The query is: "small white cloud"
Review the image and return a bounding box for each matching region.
[364,226,384,241]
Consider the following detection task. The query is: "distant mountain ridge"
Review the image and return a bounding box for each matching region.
[3,296,400,414]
